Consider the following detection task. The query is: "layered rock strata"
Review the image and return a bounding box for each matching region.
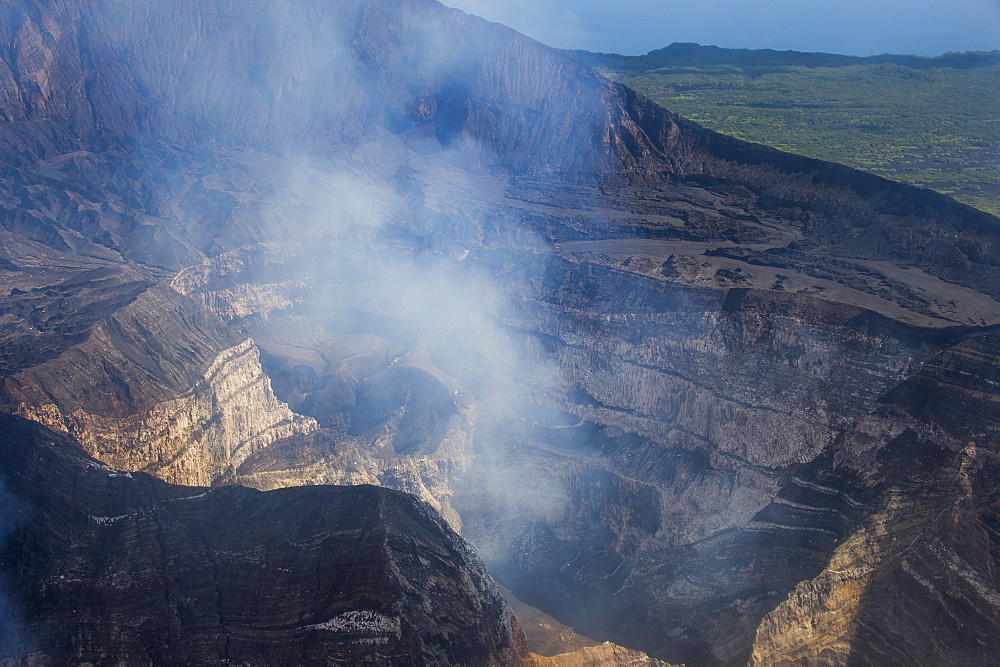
[750,330,1000,665]
[0,286,316,486]
[0,413,527,665]
[526,641,677,666]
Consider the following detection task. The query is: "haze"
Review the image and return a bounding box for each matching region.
[441,0,1000,56]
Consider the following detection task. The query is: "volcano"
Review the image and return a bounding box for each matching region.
[1,0,999,664]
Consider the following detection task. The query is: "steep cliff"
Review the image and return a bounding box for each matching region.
[750,330,1000,665]
[227,244,1000,663]
[0,413,527,664]
[0,282,316,486]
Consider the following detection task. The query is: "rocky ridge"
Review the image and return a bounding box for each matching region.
[526,641,677,666]
[0,412,527,664]
[0,282,316,486]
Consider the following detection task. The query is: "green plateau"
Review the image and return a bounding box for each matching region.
[571,43,1000,216]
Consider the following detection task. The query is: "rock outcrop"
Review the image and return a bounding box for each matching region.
[749,330,1000,666]
[0,413,527,665]
[527,642,677,666]
[0,284,316,486]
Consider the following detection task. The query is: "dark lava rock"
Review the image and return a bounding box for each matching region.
[0,413,526,665]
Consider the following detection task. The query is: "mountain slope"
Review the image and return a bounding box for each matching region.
[573,42,1000,216]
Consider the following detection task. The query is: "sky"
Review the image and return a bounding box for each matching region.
[440,0,1000,57]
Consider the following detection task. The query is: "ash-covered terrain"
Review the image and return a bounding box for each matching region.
[1,0,999,664]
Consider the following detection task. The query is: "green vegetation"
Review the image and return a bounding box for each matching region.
[573,44,1000,216]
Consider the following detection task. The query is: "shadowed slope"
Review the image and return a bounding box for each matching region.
[0,413,526,664]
